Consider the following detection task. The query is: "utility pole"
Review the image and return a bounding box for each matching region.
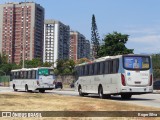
[22,0,26,68]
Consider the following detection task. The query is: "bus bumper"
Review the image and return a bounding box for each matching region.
[120,86,153,94]
[36,88,54,90]
[36,85,55,90]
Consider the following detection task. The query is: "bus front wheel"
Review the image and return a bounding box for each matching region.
[121,94,132,99]
[25,85,29,92]
[13,84,17,91]
[98,86,105,99]
[78,86,84,96]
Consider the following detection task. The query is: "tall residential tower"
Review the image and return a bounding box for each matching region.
[69,31,90,61]
[0,2,44,64]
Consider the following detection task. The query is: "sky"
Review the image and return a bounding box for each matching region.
[1,0,160,54]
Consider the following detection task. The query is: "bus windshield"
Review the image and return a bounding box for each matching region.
[38,69,54,76]
[123,56,150,70]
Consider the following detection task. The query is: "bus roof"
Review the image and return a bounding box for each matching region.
[11,67,53,72]
[76,55,122,66]
[76,54,151,67]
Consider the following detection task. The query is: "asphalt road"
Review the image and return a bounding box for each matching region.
[49,89,160,108]
[1,87,160,108]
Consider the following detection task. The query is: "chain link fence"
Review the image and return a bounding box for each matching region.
[0,76,10,87]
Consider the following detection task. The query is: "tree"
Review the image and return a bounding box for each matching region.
[19,58,43,68]
[53,59,76,75]
[0,53,8,64]
[75,58,91,65]
[91,14,100,59]
[98,32,134,57]
[0,54,2,65]
[152,54,160,80]
[42,62,53,67]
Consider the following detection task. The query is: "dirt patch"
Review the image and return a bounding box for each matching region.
[0,93,159,120]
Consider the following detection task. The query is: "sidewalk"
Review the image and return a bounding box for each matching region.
[0,86,12,92]
[153,90,160,94]
[53,87,75,91]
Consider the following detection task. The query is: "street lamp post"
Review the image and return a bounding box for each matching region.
[22,0,27,68]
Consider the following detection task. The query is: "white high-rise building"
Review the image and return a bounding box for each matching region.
[43,20,70,67]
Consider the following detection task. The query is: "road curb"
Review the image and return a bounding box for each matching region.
[153,90,160,94]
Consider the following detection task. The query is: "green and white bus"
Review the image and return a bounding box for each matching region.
[11,67,56,93]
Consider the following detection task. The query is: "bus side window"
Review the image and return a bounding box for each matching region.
[116,59,119,72]
[89,64,92,75]
[92,64,94,75]
[109,60,113,74]
[13,72,16,79]
[10,72,13,81]
[28,71,31,79]
[94,63,97,75]
[24,71,28,79]
[31,71,33,79]
[17,72,20,79]
[89,64,94,75]
[85,65,89,76]
[20,71,24,79]
[32,71,36,79]
[100,62,105,74]
[15,72,18,79]
[82,66,85,76]
[75,67,79,80]
[113,59,119,73]
[104,61,109,74]
[76,67,81,76]
[14,72,17,79]
[79,67,82,76]
[97,63,100,75]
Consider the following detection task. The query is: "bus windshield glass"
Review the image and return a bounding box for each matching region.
[38,69,54,76]
[123,56,150,70]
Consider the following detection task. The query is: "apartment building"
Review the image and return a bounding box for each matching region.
[85,40,91,59]
[0,2,44,64]
[69,31,90,61]
[43,19,70,67]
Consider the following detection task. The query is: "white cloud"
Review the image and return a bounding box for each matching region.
[120,24,160,54]
[125,26,160,54]
[135,46,160,54]
[124,28,158,35]
[130,35,160,44]
[123,25,160,35]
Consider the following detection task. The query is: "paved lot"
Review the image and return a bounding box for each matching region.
[48,89,160,108]
[1,87,160,108]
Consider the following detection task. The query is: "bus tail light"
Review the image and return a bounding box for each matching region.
[37,81,40,86]
[150,74,152,86]
[121,74,126,86]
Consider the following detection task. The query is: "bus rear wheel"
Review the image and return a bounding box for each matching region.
[13,84,17,91]
[98,86,105,99]
[25,85,29,92]
[39,89,45,93]
[121,94,132,99]
[78,86,84,96]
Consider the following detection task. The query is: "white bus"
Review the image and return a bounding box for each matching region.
[11,67,56,93]
[74,54,153,99]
